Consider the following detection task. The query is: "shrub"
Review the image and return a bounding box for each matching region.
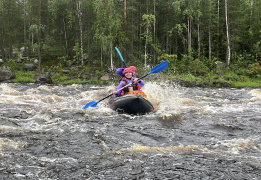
[244,62,261,78]
[12,71,35,83]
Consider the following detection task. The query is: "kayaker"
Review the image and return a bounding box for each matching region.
[113,67,145,97]
[116,66,137,78]
[129,66,137,77]
[116,67,124,78]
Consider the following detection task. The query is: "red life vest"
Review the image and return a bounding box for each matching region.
[120,78,141,96]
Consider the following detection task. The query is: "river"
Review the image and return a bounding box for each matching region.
[0,82,261,179]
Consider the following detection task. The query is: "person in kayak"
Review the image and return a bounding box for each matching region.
[129,66,137,77]
[113,67,144,97]
[116,67,124,78]
[116,66,137,78]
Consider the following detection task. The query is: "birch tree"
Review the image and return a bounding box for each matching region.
[141,14,155,68]
[225,0,231,67]
[76,0,84,65]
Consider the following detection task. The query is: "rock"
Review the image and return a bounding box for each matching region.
[63,70,70,74]
[100,75,110,81]
[219,81,230,87]
[212,79,230,87]
[218,71,225,76]
[34,59,38,64]
[34,75,53,84]
[214,61,226,69]
[16,59,23,63]
[0,58,4,64]
[0,70,15,82]
[0,66,10,70]
[21,56,29,61]
[25,64,36,71]
[68,61,75,67]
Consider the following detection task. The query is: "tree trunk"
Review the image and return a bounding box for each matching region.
[77,0,84,65]
[63,15,68,57]
[110,5,113,70]
[217,0,220,58]
[250,0,253,29]
[23,0,27,56]
[188,17,192,56]
[198,15,201,60]
[209,0,212,62]
[124,0,126,32]
[153,0,156,64]
[144,0,149,68]
[38,0,42,70]
[100,43,103,67]
[0,0,5,60]
[145,25,148,67]
[166,0,169,54]
[225,0,231,67]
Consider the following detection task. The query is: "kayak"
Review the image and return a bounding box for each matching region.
[108,90,154,115]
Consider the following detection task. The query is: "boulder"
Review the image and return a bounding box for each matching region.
[100,74,110,81]
[25,64,36,71]
[0,70,15,82]
[214,61,226,69]
[34,75,53,84]
[219,81,230,87]
[63,70,70,74]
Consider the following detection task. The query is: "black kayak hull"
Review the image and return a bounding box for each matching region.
[108,93,154,115]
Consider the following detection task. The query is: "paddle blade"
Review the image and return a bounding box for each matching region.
[82,101,98,109]
[115,47,125,62]
[148,61,168,75]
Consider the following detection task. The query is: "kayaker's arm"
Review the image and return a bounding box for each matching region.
[134,78,145,87]
[113,81,125,96]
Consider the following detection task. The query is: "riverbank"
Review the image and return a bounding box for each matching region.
[1,60,260,88]
[1,69,260,88]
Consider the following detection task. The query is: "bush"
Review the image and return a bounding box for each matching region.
[188,59,209,75]
[12,71,36,83]
[244,62,261,78]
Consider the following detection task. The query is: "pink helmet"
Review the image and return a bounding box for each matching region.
[123,68,132,74]
[129,66,137,71]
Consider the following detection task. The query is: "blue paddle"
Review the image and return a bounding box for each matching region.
[115,47,127,67]
[82,60,169,109]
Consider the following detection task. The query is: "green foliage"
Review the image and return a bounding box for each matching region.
[163,55,209,75]
[231,81,261,88]
[187,59,209,75]
[1,0,261,88]
[232,52,255,68]
[244,62,261,78]
[160,54,178,75]
[12,71,36,83]
[51,73,68,84]
[73,42,82,64]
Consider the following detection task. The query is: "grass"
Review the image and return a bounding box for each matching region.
[230,81,261,88]
[175,73,261,88]
[11,71,36,83]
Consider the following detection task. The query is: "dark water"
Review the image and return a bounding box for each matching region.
[0,82,261,179]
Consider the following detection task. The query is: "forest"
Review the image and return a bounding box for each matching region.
[0,0,261,86]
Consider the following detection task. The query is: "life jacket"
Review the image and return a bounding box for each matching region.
[120,78,141,96]
[128,90,147,98]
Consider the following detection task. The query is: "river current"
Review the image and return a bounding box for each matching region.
[0,82,261,179]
